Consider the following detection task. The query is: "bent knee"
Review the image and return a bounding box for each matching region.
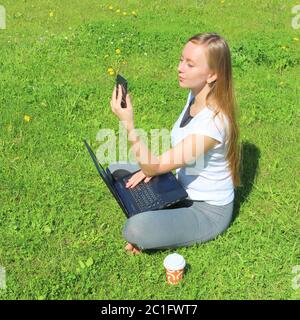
[123,217,142,244]
[122,214,154,248]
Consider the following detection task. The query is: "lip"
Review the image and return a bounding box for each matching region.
[179,76,185,81]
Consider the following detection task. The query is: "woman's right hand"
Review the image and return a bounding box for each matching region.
[125,170,152,188]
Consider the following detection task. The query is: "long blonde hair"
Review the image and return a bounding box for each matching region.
[187,32,241,187]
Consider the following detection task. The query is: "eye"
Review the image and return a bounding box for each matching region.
[179,57,194,67]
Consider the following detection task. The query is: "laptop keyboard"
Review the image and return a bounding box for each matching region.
[127,182,164,210]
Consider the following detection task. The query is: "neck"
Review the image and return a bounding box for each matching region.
[191,83,211,110]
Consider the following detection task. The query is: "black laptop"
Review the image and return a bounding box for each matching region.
[83,140,188,218]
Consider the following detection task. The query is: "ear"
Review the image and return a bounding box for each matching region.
[207,73,217,84]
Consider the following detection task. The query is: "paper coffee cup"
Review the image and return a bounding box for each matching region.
[163,253,186,285]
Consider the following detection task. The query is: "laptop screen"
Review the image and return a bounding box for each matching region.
[83,140,128,215]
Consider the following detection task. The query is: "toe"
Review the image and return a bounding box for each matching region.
[125,242,134,251]
[132,247,142,254]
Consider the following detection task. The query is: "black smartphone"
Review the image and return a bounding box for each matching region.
[115,74,128,108]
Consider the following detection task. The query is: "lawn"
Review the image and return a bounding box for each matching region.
[0,0,299,299]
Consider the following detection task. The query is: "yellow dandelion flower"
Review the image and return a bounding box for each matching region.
[49,11,54,17]
[108,5,113,10]
[107,68,115,76]
[115,48,121,55]
[293,37,299,42]
[131,11,137,16]
[116,9,120,13]
[24,115,32,122]
[123,12,127,16]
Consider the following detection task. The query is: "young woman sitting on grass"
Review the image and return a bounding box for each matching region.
[109,32,241,255]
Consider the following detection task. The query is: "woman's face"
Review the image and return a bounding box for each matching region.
[177,41,213,90]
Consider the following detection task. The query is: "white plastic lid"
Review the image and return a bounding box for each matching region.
[163,253,186,271]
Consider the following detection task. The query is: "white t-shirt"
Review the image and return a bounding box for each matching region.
[170,90,234,206]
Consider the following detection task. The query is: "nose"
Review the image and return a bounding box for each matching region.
[177,62,184,74]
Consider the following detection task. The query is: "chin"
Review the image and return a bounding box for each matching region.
[179,82,187,88]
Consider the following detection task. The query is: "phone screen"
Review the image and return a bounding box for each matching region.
[116,74,128,108]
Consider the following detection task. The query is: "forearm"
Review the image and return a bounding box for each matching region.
[127,127,159,176]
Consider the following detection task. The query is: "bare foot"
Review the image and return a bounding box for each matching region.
[125,242,134,251]
[124,242,142,254]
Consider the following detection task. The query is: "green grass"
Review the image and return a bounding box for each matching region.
[0,0,300,299]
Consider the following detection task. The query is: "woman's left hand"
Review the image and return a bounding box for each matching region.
[110,84,134,131]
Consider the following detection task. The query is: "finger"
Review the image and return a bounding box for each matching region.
[131,171,144,181]
[125,177,132,187]
[125,93,131,109]
[130,181,139,188]
[128,177,140,188]
[112,85,116,102]
[117,84,122,106]
[126,178,134,188]
[126,172,139,184]
[126,173,142,187]
[130,175,144,188]
[144,177,152,183]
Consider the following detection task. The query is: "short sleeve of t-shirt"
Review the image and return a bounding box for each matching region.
[190,112,228,145]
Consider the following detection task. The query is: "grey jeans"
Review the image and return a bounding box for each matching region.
[108,162,234,250]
